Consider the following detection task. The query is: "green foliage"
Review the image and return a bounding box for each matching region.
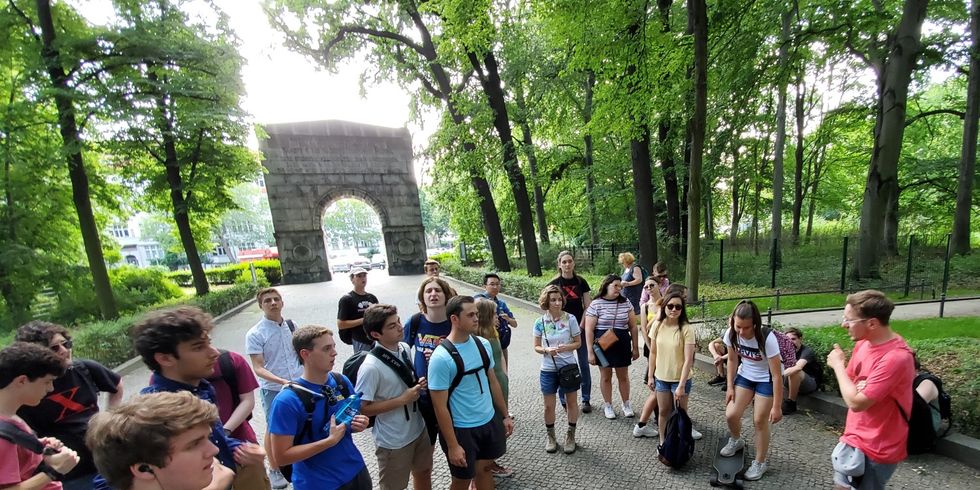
[166,260,283,287]
[71,283,260,368]
[322,199,382,250]
[110,266,183,313]
[800,317,980,438]
[236,267,270,288]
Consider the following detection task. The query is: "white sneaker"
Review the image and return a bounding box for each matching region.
[632,423,658,438]
[719,436,744,457]
[269,468,288,490]
[744,460,768,480]
[622,401,635,418]
[603,403,616,419]
[691,426,703,440]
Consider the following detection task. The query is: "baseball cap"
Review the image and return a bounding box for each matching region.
[349,267,369,277]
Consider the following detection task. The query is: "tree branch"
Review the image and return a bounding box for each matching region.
[324,26,427,63]
[904,108,966,127]
[6,0,40,43]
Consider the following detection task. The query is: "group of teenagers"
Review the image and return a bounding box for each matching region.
[0,253,919,490]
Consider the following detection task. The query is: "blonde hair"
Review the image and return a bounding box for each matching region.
[618,252,635,265]
[474,298,499,340]
[87,391,218,490]
[538,285,565,310]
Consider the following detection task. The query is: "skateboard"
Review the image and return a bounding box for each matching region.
[710,435,745,488]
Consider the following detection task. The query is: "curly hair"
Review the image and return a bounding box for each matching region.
[15,320,70,346]
[0,342,66,389]
[87,391,218,490]
[132,307,214,372]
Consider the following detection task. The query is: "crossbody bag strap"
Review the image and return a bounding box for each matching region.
[541,316,561,370]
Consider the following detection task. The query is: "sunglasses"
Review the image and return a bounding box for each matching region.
[50,339,73,351]
[665,303,683,311]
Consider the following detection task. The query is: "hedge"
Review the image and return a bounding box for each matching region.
[167,260,282,287]
[70,283,260,368]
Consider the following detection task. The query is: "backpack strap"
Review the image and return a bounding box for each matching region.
[408,313,423,347]
[441,337,491,399]
[0,420,46,454]
[284,383,320,444]
[329,371,350,399]
[71,360,100,398]
[216,350,240,408]
[285,319,296,333]
[369,345,417,388]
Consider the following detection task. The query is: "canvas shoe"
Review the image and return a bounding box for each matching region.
[632,423,658,438]
[691,426,703,440]
[269,468,288,490]
[622,401,635,418]
[603,403,616,419]
[720,436,744,457]
[744,460,769,480]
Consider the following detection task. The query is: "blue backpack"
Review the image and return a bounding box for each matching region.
[658,403,695,467]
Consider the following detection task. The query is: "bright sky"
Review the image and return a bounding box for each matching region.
[81,0,438,156]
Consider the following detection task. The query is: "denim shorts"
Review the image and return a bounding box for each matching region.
[654,378,693,394]
[734,374,774,397]
[540,369,580,395]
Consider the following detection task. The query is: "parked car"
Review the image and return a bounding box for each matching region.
[330,259,351,273]
[351,256,371,269]
[370,254,386,270]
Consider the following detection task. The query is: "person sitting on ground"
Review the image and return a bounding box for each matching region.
[782,327,821,414]
[707,337,729,387]
[475,298,513,478]
[721,300,783,482]
[0,342,79,490]
[355,305,434,490]
[428,296,513,490]
[15,321,124,490]
[134,306,268,490]
[532,286,581,455]
[912,354,941,433]
[267,325,372,489]
[86,391,235,490]
[635,290,703,441]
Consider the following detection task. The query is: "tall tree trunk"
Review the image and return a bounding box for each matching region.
[35,0,118,318]
[469,51,542,276]
[514,83,549,244]
[791,74,805,245]
[953,0,980,255]
[883,188,900,254]
[771,7,792,269]
[631,125,660,268]
[584,71,599,245]
[681,97,692,254]
[730,144,744,241]
[686,0,707,302]
[855,0,929,278]
[703,179,713,239]
[658,0,682,255]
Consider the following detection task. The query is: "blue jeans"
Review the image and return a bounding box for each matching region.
[734,374,774,397]
[655,378,693,394]
[260,387,280,417]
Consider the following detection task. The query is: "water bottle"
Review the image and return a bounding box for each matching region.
[592,343,610,367]
[332,391,363,429]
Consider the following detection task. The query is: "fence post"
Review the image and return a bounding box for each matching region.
[775,289,781,311]
[719,239,725,283]
[840,236,849,293]
[249,262,257,285]
[770,237,778,289]
[903,235,914,298]
[766,307,773,327]
[611,242,616,257]
[941,233,952,296]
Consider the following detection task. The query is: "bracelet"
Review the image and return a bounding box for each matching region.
[37,463,65,482]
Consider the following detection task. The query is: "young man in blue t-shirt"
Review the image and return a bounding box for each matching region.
[267,325,371,490]
[429,296,514,490]
[473,273,518,371]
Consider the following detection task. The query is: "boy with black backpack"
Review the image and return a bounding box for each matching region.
[354,304,433,490]
[429,296,514,490]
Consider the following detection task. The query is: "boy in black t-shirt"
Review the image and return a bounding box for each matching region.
[782,327,821,414]
[337,267,380,353]
[16,321,123,490]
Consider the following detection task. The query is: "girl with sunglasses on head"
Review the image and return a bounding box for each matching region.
[720,300,783,481]
[584,275,639,420]
[633,290,703,441]
[639,262,670,306]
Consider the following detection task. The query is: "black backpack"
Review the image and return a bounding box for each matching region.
[206,350,253,422]
[279,372,350,483]
[657,404,695,468]
[341,344,418,427]
[904,373,953,454]
[437,337,491,419]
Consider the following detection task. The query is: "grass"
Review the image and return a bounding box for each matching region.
[802,316,980,345]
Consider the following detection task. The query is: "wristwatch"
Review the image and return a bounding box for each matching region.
[36,462,65,482]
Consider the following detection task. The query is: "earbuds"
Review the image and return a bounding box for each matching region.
[138,464,153,474]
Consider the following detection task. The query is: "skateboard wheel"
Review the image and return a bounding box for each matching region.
[709,477,720,487]
[734,479,744,489]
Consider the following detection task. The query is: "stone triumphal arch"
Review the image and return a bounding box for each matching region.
[259,120,427,283]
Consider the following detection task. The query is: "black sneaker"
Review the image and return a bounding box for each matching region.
[581,401,592,414]
[721,384,727,392]
[707,375,726,386]
[782,399,798,414]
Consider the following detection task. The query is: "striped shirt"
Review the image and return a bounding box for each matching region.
[585,298,632,330]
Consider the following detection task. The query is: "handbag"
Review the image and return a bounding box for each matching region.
[595,302,623,352]
[542,315,582,390]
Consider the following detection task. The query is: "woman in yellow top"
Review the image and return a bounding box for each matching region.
[637,290,703,440]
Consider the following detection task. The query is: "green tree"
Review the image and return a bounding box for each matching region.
[322,199,381,251]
